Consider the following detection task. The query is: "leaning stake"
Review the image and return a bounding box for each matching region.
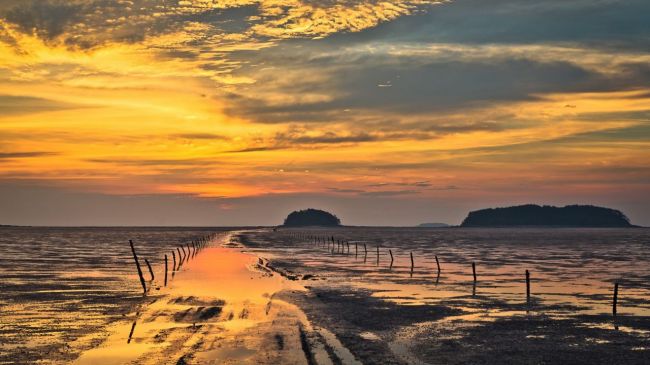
[144,258,155,281]
[177,247,183,267]
[129,240,147,295]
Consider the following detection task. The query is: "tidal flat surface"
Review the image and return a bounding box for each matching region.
[1,227,650,364]
[0,227,228,364]
[239,227,650,364]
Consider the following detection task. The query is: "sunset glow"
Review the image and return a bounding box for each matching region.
[1,0,649,226]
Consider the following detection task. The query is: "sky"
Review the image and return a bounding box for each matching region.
[0,0,649,226]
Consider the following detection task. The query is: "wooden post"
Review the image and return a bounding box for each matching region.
[389,249,394,269]
[613,282,619,316]
[129,240,147,295]
[144,258,155,281]
[472,262,477,282]
[186,244,192,261]
[526,270,530,303]
[177,247,183,267]
[435,255,441,273]
[355,243,358,257]
[410,252,414,272]
[164,254,168,286]
[172,251,176,271]
[364,243,367,254]
[346,241,350,254]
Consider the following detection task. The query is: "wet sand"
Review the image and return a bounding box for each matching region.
[0,227,227,365]
[71,237,360,365]
[238,228,650,364]
[4,227,650,364]
[72,246,303,364]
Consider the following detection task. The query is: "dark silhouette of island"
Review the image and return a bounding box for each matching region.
[283,209,341,227]
[461,204,634,227]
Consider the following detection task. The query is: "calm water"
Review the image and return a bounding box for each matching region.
[1,227,649,364]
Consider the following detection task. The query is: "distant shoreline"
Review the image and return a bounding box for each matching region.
[1,225,645,229]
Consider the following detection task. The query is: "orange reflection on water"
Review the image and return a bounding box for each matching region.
[169,247,290,302]
[74,245,307,365]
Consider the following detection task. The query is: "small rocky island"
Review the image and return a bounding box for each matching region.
[461,204,634,227]
[283,208,342,227]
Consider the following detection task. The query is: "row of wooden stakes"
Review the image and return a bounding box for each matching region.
[128,233,219,295]
[286,231,622,316]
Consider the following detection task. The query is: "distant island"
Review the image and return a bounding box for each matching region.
[283,209,342,227]
[417,223,450,228]
[461,204,634,227]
